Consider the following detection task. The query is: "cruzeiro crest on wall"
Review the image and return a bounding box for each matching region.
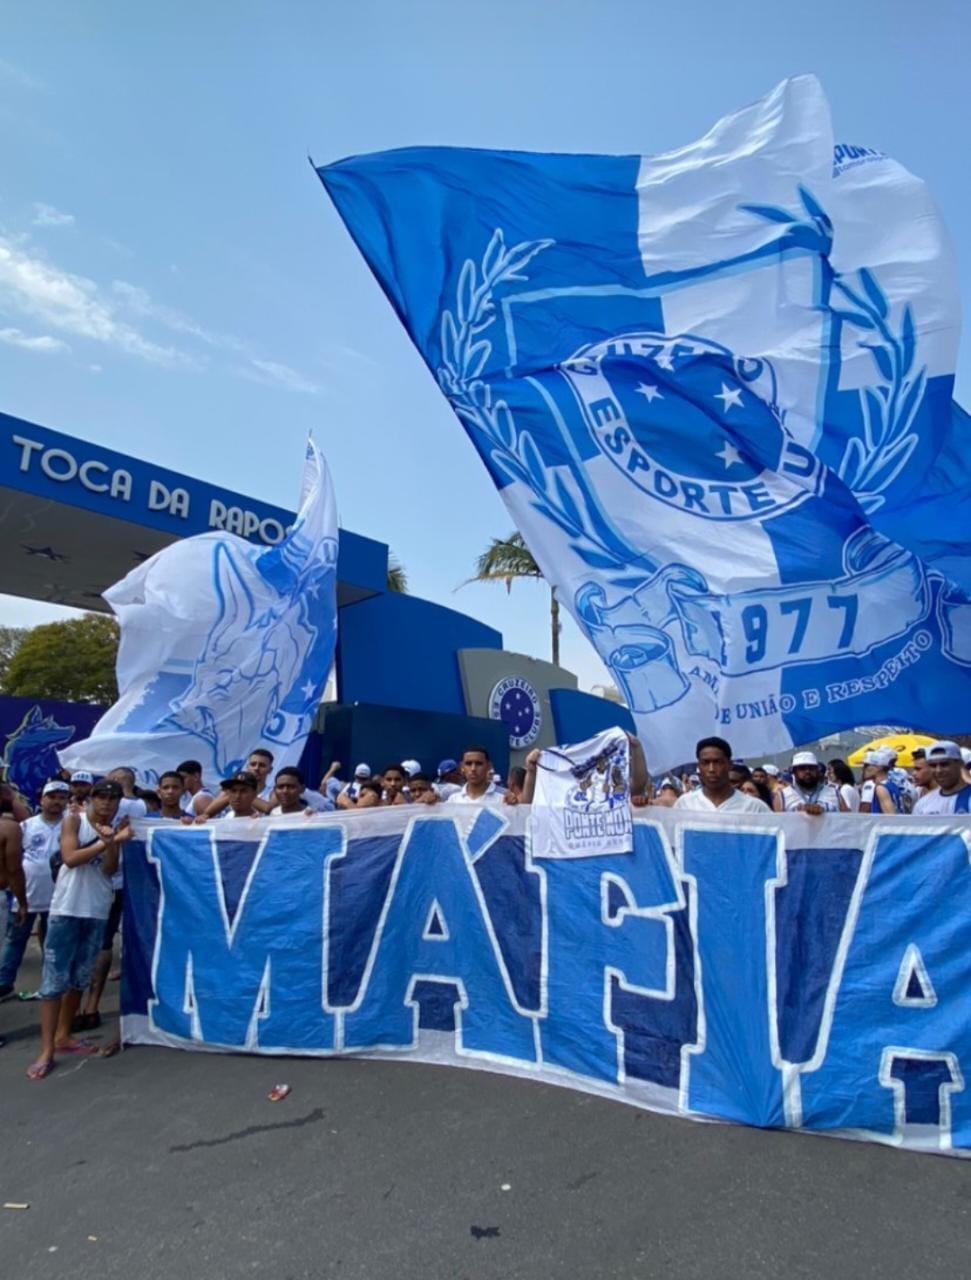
[489,675,542,749]
[436,188,937,718]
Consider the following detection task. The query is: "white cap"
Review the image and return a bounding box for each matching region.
[927,740,962,761]
[871,747,897,767]
[70,770,94,784]
[961,748,971,766]
[42,780,70,795]
[353,763,371,778]
[762,764,780,777]
[863,750,878,765]
[792,751,819,768]
[401,759,421,777]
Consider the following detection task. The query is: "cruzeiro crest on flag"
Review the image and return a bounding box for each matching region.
[561,332,824,521]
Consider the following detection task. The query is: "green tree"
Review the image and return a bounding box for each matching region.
[0,626,28,686]
[2,614,119,704]
[387,554,408,593]
[466,531,561,666]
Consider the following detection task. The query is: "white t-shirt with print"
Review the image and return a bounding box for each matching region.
[19,814,63,913]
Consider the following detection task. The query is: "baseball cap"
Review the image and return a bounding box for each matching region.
[90,780,123,799]
[437,758,458,777]
[401,759,421,777]
[658,776,681,793]
[927,740,962,761]
[792,751,819,768]
[762,764,780,778]
[221,770,259,789]
[871,747,897,767]
[353,763,371,779]
[70,770,94,784]
[962,748,971,766]
[42,780,70,795]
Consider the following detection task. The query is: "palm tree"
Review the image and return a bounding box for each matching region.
[465,531,561,665]
[387,555,408,593]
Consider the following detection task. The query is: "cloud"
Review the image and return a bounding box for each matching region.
[0,235,195,367]
[32,202,75,228]
[0,58,44,92]
[0,326,69,354]
[243,358,320,395]
[112,279,245,352]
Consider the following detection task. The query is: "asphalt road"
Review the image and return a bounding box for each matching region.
[2,943,968,1280]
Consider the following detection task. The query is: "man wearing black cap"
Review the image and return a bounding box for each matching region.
[216,771,262,821]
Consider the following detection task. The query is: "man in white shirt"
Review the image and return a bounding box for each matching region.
[336,763,373,809]
[445,747,507,806]
[434,759,463,801]
[913,741,971,815]
[177,759,214,818]
[0,780,68,998]
[674,737,771,814]
[774,751,846,814]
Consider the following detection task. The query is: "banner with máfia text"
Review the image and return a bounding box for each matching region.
[122,805,971,1157]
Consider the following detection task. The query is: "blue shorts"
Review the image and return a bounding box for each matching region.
[39,915,105,999]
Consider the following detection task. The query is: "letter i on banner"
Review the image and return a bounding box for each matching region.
[679,825,789,1127]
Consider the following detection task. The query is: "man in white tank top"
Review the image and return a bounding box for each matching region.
[27,780,133,1081]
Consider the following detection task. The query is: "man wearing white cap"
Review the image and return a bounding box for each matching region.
[912,742,971,815]
[335,763,372,810]
[774,752,846,814]
[859,747,906,815]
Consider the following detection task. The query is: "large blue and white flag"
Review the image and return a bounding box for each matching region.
[318,76,971,768]
[61,438,339,786]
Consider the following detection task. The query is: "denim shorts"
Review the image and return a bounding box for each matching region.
[39,915,105,999]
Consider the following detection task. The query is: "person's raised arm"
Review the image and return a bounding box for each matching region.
[61,811,113,867]
[522,749,540,804]
[200,791,230,820]
[319,761,342,790]
[627,733,649,798]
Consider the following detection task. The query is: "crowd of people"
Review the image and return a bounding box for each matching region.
[0,733,968,1082]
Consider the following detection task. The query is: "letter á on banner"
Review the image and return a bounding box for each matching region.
[339,813,538,1064]
[797,827,971,1151]
[148,825,342,1052]
[539,822,683,1086]
[678,822,792,1129]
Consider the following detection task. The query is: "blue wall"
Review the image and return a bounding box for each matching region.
[304,702,510,783]
[337,593,502,714]
[0,696,106,804]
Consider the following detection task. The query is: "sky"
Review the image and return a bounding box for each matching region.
[0,0,969,692]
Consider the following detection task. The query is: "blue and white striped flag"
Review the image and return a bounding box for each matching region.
[318,76,971,767]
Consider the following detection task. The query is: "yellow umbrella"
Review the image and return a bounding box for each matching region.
[847,733,938,769]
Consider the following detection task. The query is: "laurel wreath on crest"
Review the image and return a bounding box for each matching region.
[436,228,649,585]
[742,187,925,514]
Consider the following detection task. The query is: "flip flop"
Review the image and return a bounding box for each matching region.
[27,1059,55,1080]
[56,1040,99,1056]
